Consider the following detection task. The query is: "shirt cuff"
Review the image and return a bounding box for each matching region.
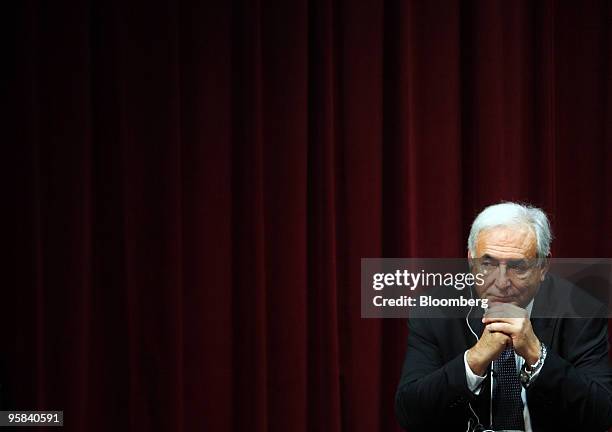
[464,350,486,394]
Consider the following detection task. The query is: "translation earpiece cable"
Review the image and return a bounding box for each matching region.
[465,286,494,432]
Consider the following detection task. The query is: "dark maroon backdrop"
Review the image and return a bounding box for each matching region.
[5,0,612,431]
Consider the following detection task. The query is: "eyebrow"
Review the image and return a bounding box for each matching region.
[479,254,528,265]
[480,254,497,261]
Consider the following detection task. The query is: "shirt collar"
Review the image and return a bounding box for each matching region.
[525,299,534,317]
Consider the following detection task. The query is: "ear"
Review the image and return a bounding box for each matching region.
[539,257,550,281]
[467,250,474,269]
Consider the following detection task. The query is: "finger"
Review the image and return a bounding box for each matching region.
[483,306,511,318]
[483,310,521,322]
[486,322,516,334]
[487,329,512,340]
[483,308,526,321]
[484,304,521,314]
[484,304,506,313]
[482,316,519,324]
[485,326,512,337]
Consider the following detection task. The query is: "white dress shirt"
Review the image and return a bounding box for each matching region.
[463,300,543,432]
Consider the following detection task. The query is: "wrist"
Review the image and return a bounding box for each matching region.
[520,342,547,387]
[524,339,542,367]
[466,348,488,376]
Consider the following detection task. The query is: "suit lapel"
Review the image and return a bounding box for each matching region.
[531,276,558,347]
[531,317,555,348]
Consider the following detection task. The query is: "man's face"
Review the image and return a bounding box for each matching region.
[470,225,547,308]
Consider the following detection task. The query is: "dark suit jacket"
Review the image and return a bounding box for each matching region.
[395,274,612,431]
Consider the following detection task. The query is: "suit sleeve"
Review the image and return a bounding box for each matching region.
[527,317,612,430]
[395,318,476,430]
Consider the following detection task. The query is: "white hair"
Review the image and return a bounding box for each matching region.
[467,202,553,258]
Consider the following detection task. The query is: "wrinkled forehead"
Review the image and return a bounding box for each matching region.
[474,225,538,259]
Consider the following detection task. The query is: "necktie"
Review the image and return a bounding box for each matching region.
[492,347,525,431]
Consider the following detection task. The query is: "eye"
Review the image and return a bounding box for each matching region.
[480,259,496,270]
[508,262,532,276]
[509,261,529,271]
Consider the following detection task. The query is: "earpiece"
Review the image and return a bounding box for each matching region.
[466,286,479,342]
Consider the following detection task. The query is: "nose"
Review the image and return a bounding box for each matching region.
[494,264,511,290]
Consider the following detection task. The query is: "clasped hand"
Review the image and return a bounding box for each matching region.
[466,303,540,376]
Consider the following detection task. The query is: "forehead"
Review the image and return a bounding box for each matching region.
[475,225,537,259]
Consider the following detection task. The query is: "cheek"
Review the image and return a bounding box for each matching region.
[473,282,491,298]
[515,279,540,297]
[477,275,497,290]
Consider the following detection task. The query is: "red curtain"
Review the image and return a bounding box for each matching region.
[6,0,612,431]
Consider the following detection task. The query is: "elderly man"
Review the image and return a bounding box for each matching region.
[395,202,612,431]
